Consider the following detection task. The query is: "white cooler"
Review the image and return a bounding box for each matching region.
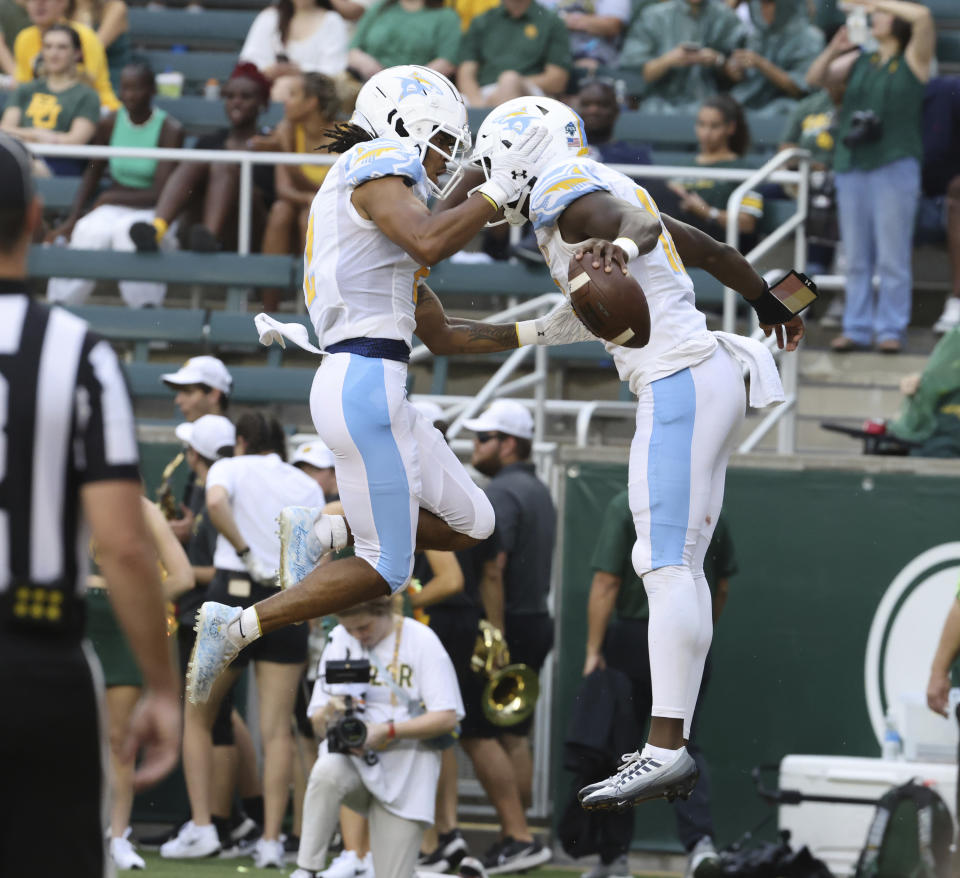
[778,755,957,877]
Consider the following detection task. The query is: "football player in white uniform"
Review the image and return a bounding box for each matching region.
[185,68,570,705]
[469,97,806,809]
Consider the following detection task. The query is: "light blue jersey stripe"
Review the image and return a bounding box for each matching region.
[648,368,696,568]
[341,354,413,589]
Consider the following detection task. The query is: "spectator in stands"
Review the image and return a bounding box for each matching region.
[291,438,338,500]
[1,23,98,173]
[459,401,555,875]
[260,71,337,311]
[725,0,824,113]
[807,0,934,354]
[580,494,736,878]
[0,0,30,77]
[537,0,629,74]
[921,77,960,335]
[347,0,460,82]
[239,0,349,102]
[45,61,184,307]
[162,413,323,868]
[667,94,763,249]
[68,0,128,89]
[14,0,118,109]
[87,497,193,870]
[129,63,275,254]
[886,327,960,457]
[617,0,744,113]
[456,0,570,107]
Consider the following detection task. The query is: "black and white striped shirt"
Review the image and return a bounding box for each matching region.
[0,282,140,620]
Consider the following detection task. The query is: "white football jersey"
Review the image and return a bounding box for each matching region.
[530,157,718,393]
[303,137,431,350]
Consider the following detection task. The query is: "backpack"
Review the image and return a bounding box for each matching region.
[853,781,954,878]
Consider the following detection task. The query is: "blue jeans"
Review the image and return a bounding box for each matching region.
[835,157,920,344]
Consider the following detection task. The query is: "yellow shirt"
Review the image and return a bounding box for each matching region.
[14,21,119,111]
[449,0,499,31]
[296,124,329,186]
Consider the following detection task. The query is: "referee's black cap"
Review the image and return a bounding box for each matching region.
[0,132,35,211]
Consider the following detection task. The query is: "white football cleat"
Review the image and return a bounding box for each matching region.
[186,602,243,704]
[579,747,698,810]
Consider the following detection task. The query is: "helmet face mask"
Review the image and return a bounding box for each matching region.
[350,65,471,199]
[470,97,589,226]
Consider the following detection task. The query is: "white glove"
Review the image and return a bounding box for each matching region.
[516,300,595,346]
[254,312,323,354]
[239,548,277,586]
[477,124,551,209]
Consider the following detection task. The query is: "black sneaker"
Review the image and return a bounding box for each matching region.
[459,856,489,878]
[418,828,469,872]
[188,224,220,252]
[483,837,552,875]
[129,221,159,253]
[219,817,261,859]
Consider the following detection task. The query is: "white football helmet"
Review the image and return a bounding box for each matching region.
[471,97,589,225]
[350,65,471,199]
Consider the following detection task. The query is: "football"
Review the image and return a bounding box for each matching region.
[567,255,650,349]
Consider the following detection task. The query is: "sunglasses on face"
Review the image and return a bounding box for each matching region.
[475,432,503,444]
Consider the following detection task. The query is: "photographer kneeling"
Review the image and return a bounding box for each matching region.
[293,596,464,878]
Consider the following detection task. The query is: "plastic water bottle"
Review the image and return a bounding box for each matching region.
[882,709,902,760]
[845,5,869,46]
[204,78,220,101]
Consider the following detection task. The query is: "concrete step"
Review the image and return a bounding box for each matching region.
[796,383,902,419]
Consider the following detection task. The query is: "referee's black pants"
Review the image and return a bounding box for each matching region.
[0,631,107,876]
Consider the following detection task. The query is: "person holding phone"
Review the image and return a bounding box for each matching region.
[618,0,745,111]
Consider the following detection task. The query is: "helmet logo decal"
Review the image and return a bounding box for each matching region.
[565,120,582,149]
[396,73,444,101]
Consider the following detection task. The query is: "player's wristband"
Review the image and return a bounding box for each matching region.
[237,546,251,559]
[476,180,510,210]
[516,320,542,347]
[749,283,794,325]
[613,236,640,262]
[387,720,396,741]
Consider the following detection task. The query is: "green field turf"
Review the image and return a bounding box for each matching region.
[137,854,676,878]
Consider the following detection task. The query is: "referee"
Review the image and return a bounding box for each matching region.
[0,133,180,876]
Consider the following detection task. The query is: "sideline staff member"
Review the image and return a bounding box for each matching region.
[0,132,180,877]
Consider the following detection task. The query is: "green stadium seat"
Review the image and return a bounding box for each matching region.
[123,361,316,403]
[36,177,83,213]
[937,31,960,66]
[155,96,284,135]
[925,0,960,23]
[758,198,799,237]
[141,50,237,93]
[613,110,785,150]
[61,303,206,342]
[424,260,557,300]
[28,247,296,288]
[128,8,256,50]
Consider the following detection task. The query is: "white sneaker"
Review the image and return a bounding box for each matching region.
[582,855,631,878]
[934,297,960,334]
[159,820,221,859]
[321,849,366,878]
[186,602,243,704]
[111,829,146,870]
[684,836,721,878]
[362,851,374,878]
[253,837,286,868]
[579,747,698,810]
[277,505,324,589]
[292,871,320,878]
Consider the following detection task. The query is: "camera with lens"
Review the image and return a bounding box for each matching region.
[324,658,371,755]
[842,110,883,148]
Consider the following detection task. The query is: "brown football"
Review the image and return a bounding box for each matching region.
[567,255,651,349]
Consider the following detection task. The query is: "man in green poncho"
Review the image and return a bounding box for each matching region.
[726,0,824,114]
[888,327,960,458]
[617,0,745,111]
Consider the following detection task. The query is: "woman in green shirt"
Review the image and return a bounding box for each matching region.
[807,0,934,354]
[347,0,461,82]
[667,94,764,253]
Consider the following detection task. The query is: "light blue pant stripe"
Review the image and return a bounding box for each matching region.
[648,368,696,569]
[341,354,413,589]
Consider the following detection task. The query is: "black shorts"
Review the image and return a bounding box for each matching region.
[459,611,553,740]
[0,633,106,877]
[206,569,308,667]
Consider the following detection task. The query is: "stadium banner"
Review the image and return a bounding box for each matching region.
[553,451,960,850]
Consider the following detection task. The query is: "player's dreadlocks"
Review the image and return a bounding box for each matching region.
[323,122,374,154]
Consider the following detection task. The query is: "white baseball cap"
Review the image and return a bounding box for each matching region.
[175,414,235,460]
[462,399,534,440]
[162,356,233,395]
[291,439,336,470]
[412,400,445,425]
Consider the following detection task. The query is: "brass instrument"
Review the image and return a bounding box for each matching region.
[156,451,185,521]
[470,620,539,727]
